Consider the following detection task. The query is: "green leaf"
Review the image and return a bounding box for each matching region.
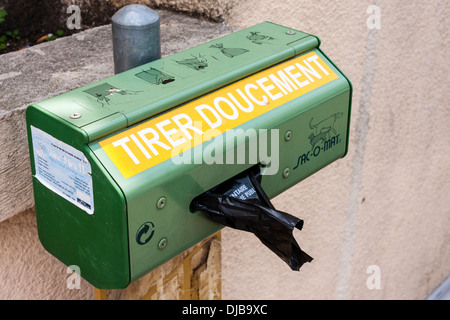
[0,43,6,50]
[5,31,11,36]
[13,29,19,35]
[0,34,6,42]
[56,29,64,36]
[0,9,7,23]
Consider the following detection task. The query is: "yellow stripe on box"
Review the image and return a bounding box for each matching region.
[99,51,338,179]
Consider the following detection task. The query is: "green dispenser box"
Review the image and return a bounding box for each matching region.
[26,22,352,288]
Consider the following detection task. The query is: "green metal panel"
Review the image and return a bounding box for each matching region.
[26,106,130,288]
[89,48,351,284]
[26,21,352,288]
[35,22,318,141]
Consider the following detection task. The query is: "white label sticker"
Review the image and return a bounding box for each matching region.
[31,126,94,214]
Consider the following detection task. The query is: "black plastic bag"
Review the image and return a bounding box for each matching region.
[190,166,313,271]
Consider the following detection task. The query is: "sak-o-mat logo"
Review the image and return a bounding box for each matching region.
[99,51,339,179]
[293,112,344,170]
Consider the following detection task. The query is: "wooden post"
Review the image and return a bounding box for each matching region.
[94,287,108,300]
[94,232,221,300]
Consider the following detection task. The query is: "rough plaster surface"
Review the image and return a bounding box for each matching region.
[219,0,450,300]
[0,1,449,300]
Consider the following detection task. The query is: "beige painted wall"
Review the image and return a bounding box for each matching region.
[219,0,450,299]
[0,0,449,300]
